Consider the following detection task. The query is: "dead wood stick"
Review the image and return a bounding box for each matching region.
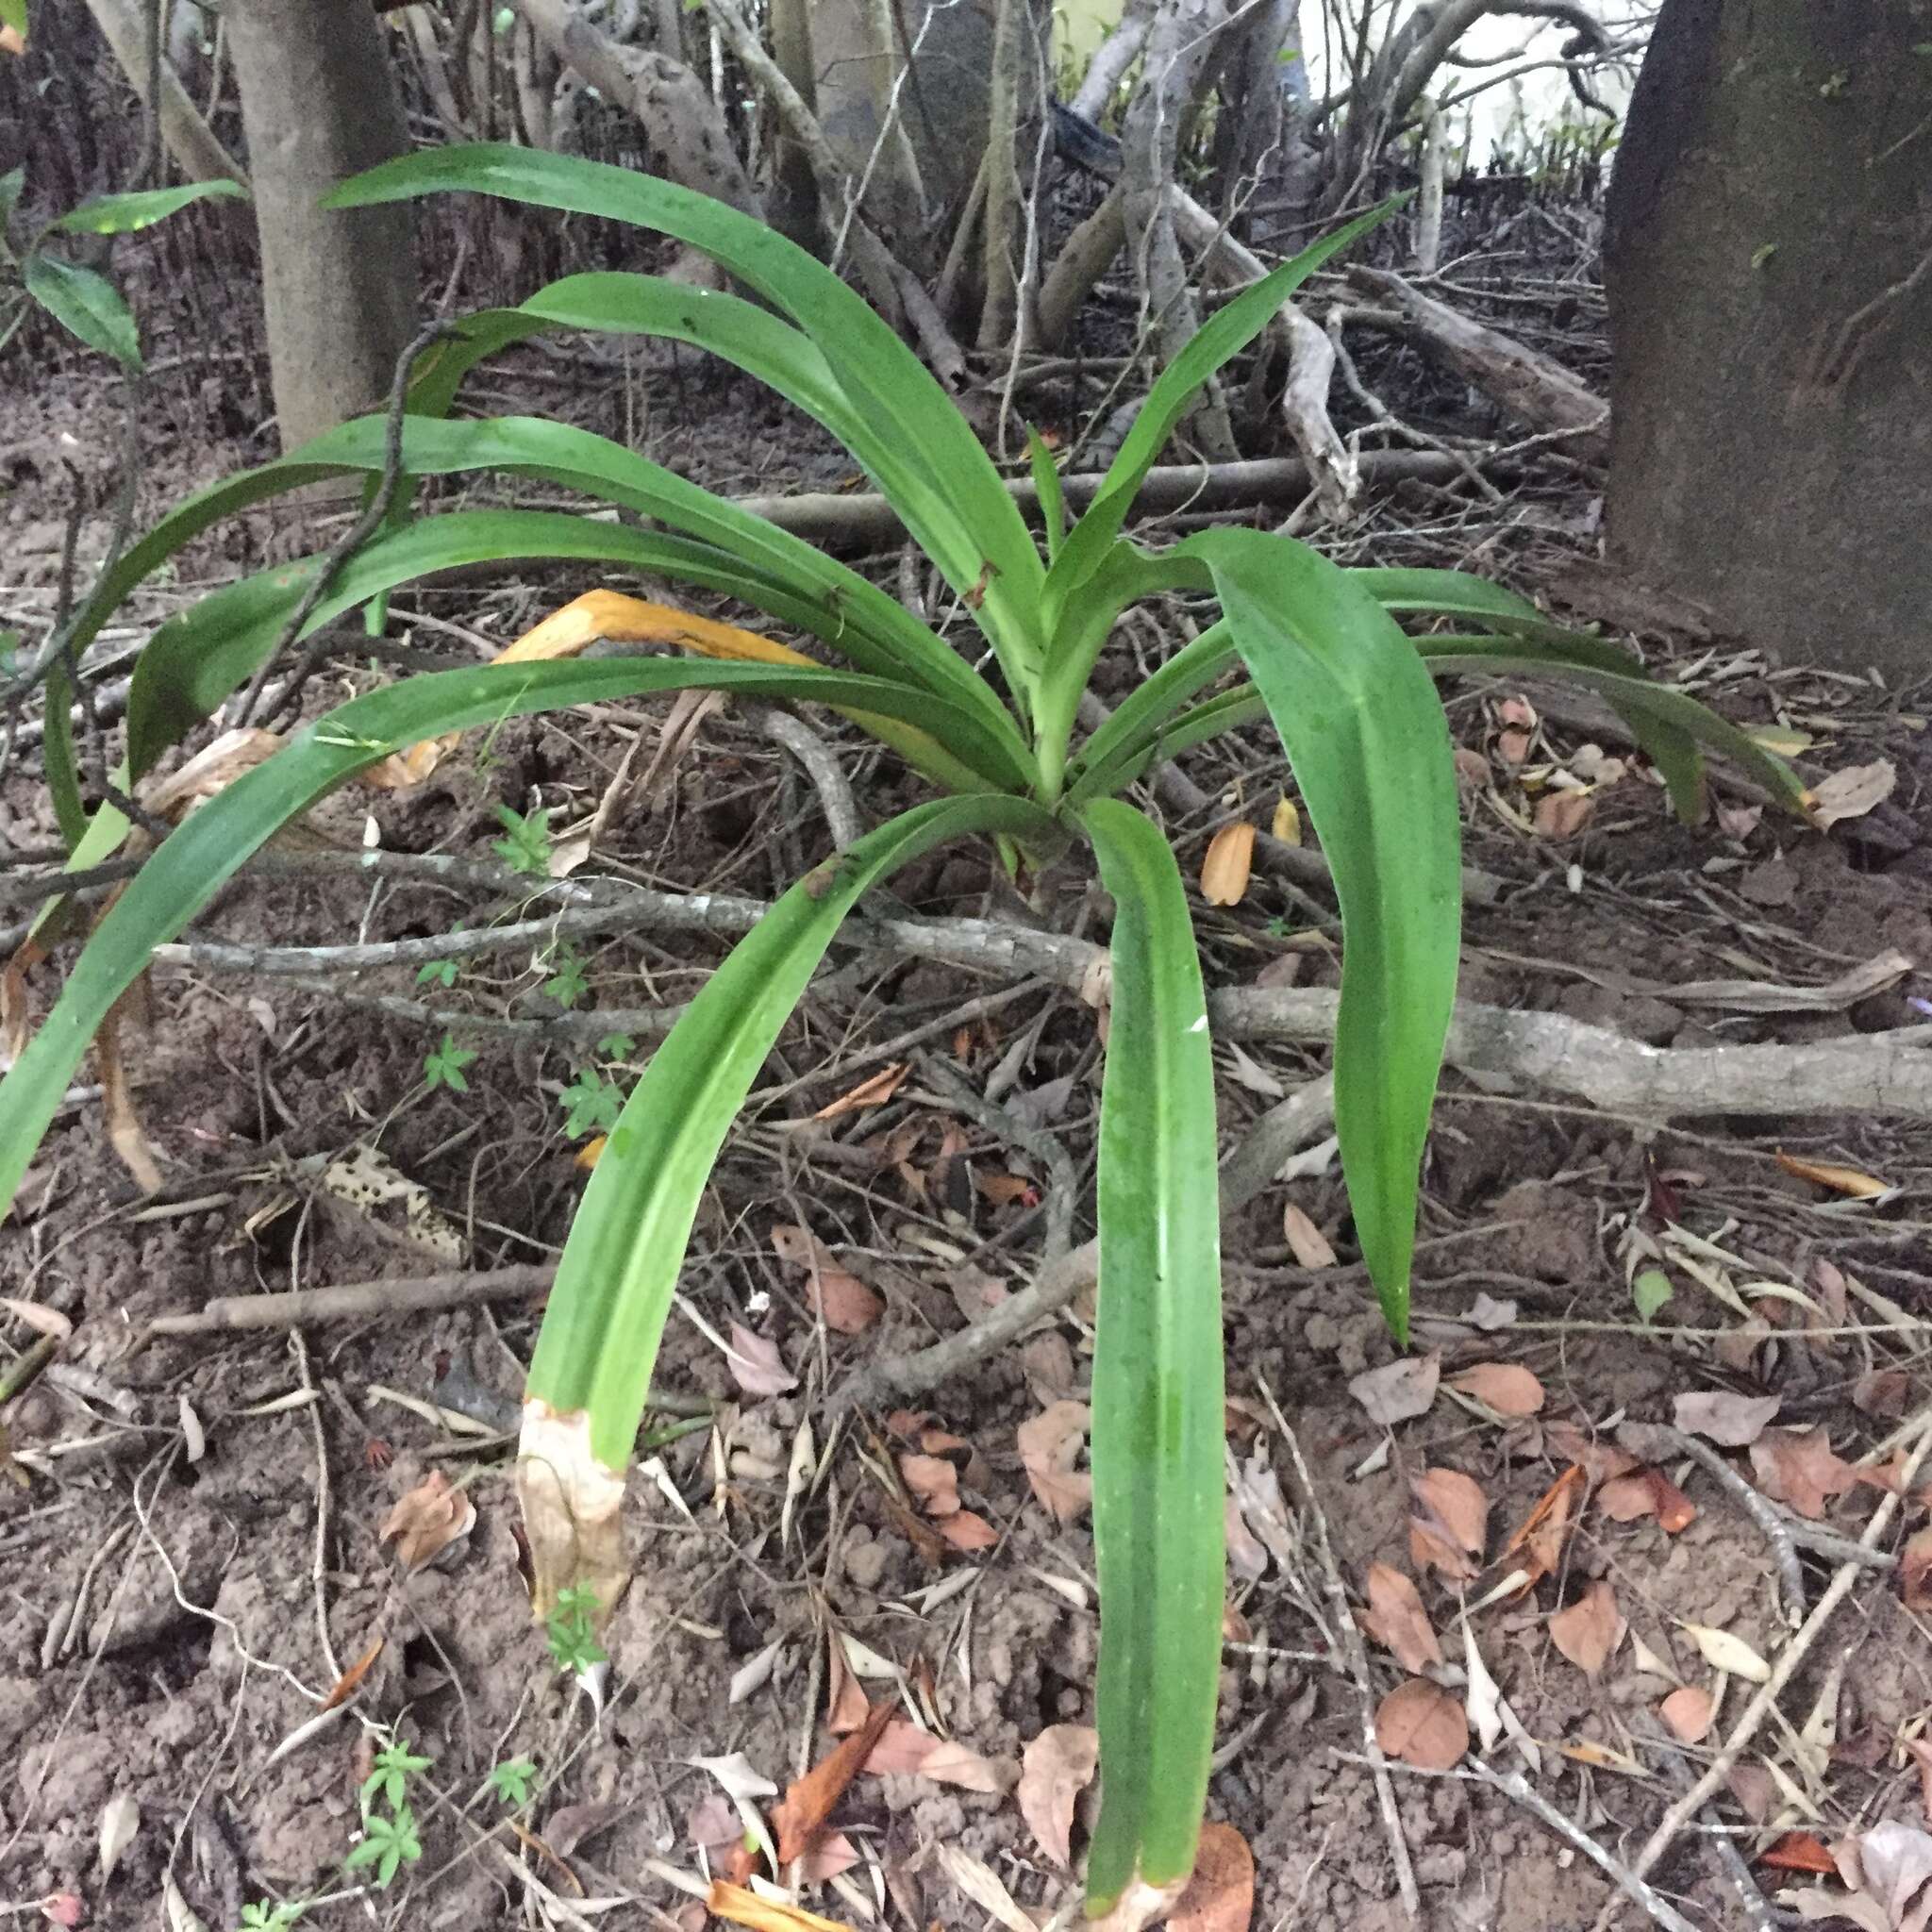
[724,451,1474,546]
[145,1265,557,1338]
[1601,1404,1932,1922]
[1346,266,1610,460]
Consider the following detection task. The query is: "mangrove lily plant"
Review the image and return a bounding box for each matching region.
[0,147,1804,1925]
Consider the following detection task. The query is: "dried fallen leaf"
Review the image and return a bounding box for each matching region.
[1902,1526,1932,1611]
[724,1323,798,1398]
[1017,1401,1092,1524]
[1410,1466,1491,1581]
[378,1471,476,1572]
[1271,795,1302,845]
[1349,1352,1441,1426]
[1359,1562,1443,1674]
[1646,1467,1700,1533]
[1776,1151,1894,1201]
[1549,1579,1624,1677]
[772,1702,894,1865]
[1498,1464,1586,1587]
[770,1225,884,1336]
[1674,1390,1780,1446]
[1750,1427,1859,1520]
[1016,1724,1100,1868]
[1598,1472,1660,1523]
[1374,1677,1469,1772]
[321,1638,385,1712]
[931,1844,1036,1932]
[936,1509,999,1553]
[865,1718,940,1776]
[40,1896,85,1930]
[97,1793,138,1882]
[1854,1371,1911,1419]
[1171,1822,1256,1932]
[918,1740,1008,1793]
[1533,790,1595,840]
[1852,1820,1932,1929]
[1760,1833,1840,1875]
[1660,1685,1714,1743]
[1807,758,1897,829]
[811,1063,910,1121]
[1446,1361,1544,1417]
[1682,1622,1771,1683]
[899,1453,962,1518]
[706,1879,854,1932]
[1200,821,1257,907]
[1281,1203,1337,1270]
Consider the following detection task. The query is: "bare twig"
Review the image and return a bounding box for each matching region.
[740,704,862,850]
[142,1265,558,1339]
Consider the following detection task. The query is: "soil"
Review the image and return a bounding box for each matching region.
[5,213,1932,1932]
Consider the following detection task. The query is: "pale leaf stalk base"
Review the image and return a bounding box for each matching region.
[516,1399,629,1620]
[1088,1874,1184,1932]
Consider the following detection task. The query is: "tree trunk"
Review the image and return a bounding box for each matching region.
[225,0,417,452]
[1604,0,1932,683]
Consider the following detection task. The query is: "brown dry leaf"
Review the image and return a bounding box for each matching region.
[936,1509,999,1553]
[1645,1467,1699,1533]
[1349,1352,1441,1426]
[824,1637,870,1735]
[1271,795,1302,846]
[975,1172,1039,1210]
[1807,758,1897,829]
[1281,1203,1337,1270]
[812,1062,910,1121]
[1750,1427,1859,1520]
[141,726,283,818]
[1016,1724,1100,1868]
[918,1740,1006,1793]
[772,1701,894,1864]
[1496,725,1533,765]
[1446,1362,1544,1417]
[1777,1151,1894,1201]
[898,1453,962,1519]
[1902,1526,1932,1611]
[1598,1472,1660,1523]
[378,1471,476,1572]
[1359,1562,1443,1674]
[865,1719,940,1776]
[1502,1463,1583,1587]
[724,1324,798,1398]
[1549,1579,1624,1677]
[1654,1687,1715,1748]
[706,1879,854,1932]
[1171,1822,1256,1932]
[1017,1401,1092,1524]
[1533,791,1595,839]
[1854,1371,1911,1419]
[573,1136,607,1172]
[1374,1677,1469,1772]
[96,1004,162,1195]
[801,1832,860,1884]
[770,1225,884,1337]
[1544,1424,1637,1484]
[1225,1493,1269,1583]
[1201,821,1257,907]
[1674,1390,1780,1446]
[1409,1468,1490,1580]
[1454,745,1493,789]
[321,1639,385,1712]
[687,1792,742,1852]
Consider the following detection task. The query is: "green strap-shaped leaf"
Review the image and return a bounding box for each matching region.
[121,508,1028,795]
[531,791,1059,1473]
[1183,528,1460,1337]
[1349,567,1548,628]
[1026,425,1067,564]
[325,145,1046,704]
[1412,634,1808,819]
[1078,799,1224,1917]
[24,253,141,369]
[0,657,1025,1222]
[44,180,249,236]
[1065,621,1237,805]
[1041,201,1395,627]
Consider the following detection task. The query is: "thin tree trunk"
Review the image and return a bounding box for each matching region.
[766,0,820,248]
[977,0,1027,349]
[224,0,416,452]
[81,0,248,187]
[1071,0,1156,120]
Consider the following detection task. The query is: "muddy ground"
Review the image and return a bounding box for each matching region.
[4,239,1932,1932]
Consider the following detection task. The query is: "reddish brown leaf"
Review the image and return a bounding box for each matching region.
[1359,1563,1443,1674]
[724,1324,797,1397]
[1374,1678,1469,1772]
[1645,1467,1699,1533]
[899,1453,962,1519]
[1774,1150,1892,1200]
[39,1896,84,1929]
[1502,1462,1583,1584]
[935,1509,999,1553]
[771,1700,893,1865]
[1758,1833,1840,1875]
[1171,1822,1256,1932]
[1281,1204,1337,1270]
[1016,1724,1099,1868]
[1533,791,1594,839]
[824,1638,870,1735]
[1660,1686,1714,1743]
[1750,1427,1858,1520]
[1853,1371,1910,1419]
[864,1719,940,1775]
[1544,1424,1638,1485]
[1409,1468,1491,1582]
[1446,1362,1544,1418]
[1548,1580,1624,1676]
[1598,1473,1659,1523]
[378,1471,476,1572]
[811,1062,909,1121]
[321,1639,385,1711]
[975,1172,1040,1211]
[770,1225,883,1336]
[916,1740,1007,1793]
[1902,1525,1932,1611]
[1017,1401,1092,1524]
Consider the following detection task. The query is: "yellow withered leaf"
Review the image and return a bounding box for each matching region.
[1271,795,1302,845]
[1200,821,1257,907]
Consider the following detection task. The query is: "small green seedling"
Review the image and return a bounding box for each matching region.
[546,1583,608,1674]
[490,803,554,876]
[239,1905,306,1931]
[424,1033,477,1093]
[542,941,591,1009]
[344,1806,423,1889]
[488,1757,538,1807]
[559,1065,624,1139]
[360,1738,433,1812]
[416,957,459,990]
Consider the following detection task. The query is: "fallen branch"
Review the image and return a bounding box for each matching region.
[1346,266,1610,461]
[144,1264,557,1337]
